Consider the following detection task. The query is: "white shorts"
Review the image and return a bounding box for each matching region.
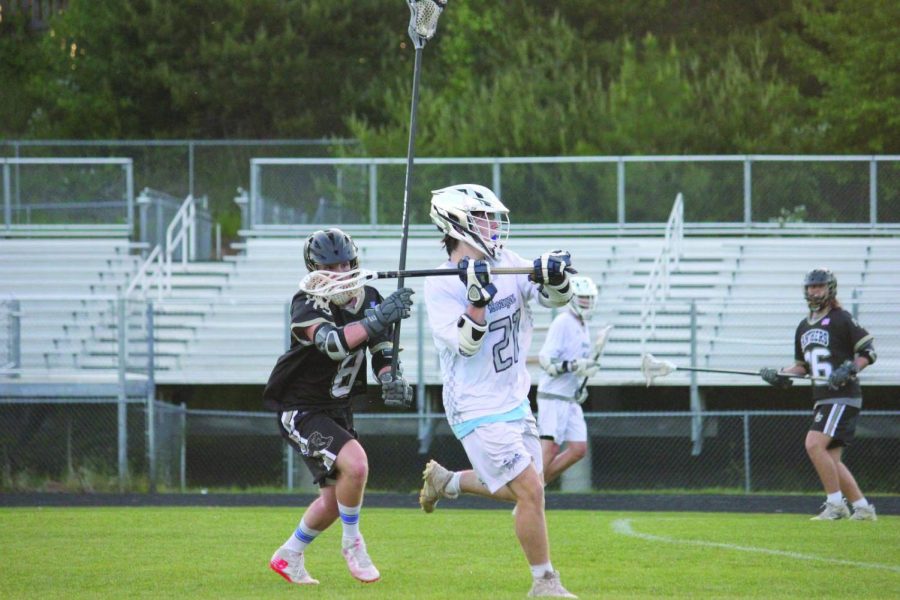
[460,415,543,494]
[537,398,587,444]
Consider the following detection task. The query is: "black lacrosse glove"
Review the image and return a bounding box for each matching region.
[760,367,793,389]
[379,370,413,408]
[828,360,858,391]
[360,287,414,337]
[530,250,573,286]
[458,257,497,308]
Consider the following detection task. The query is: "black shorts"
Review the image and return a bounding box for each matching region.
[277,408,358,486]
[810,404,859,448]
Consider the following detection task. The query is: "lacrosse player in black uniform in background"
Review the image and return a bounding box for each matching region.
[760,268,877,521]
[264,228,415,585]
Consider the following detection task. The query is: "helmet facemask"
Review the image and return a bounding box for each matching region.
[302,228,363,309]
[803,268,837,311]
[429,184,510,259]
[568,276,598,320]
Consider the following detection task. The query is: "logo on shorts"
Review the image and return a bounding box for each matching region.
[307,431,334,452]
[814,412,823,423]
[501,452,524,471]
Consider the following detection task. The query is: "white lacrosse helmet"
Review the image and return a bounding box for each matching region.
[429,184,511,259]
[569,276,598,320]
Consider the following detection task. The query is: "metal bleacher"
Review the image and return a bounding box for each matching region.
[3,236,899,387]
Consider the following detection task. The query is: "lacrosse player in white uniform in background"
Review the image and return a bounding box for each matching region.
[537,276,602,487]
[417,184,578,598]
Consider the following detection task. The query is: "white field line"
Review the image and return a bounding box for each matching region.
[612,518,900,574]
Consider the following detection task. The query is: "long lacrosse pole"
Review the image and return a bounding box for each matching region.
[392,0,446,378]
[577,325,613,397]
[675,365,818,380]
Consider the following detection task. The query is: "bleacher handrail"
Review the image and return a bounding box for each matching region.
[640,194,684,348]
[126,244,164,300]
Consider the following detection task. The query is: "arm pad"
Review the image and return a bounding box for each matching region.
[857,340,877,365]
[457,314,488,357]
[313,323,352,361]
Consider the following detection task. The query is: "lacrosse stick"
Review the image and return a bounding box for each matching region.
[640,353,826,387]
[393,0,449,377]
[299,265,550,304]
[576,324,614,397]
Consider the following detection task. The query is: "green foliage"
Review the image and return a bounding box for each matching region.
[786,0,900,152]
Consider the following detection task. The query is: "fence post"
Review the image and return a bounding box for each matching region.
[369,162,378,226]
[616,158,625,226]
[743,412,752,493]
[9,299,21,374]
[869,159,877,226]
[146,300,157,493]
[492,160,501,199]
[117,297,129,490]
[743,158,752,225]
[3,161,10,230]
[179,402,187,492]
[690,301,704,456]
[286,443,294,491]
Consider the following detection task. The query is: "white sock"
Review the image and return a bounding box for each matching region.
[826,491,843,505]
[445,472,461,498]
[852,498,870,509]
[338,502,361,541]
[284,517,320,553]
[530,562,554,579]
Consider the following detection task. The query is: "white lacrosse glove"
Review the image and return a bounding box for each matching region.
[570,358,600,378]
[458,257,496,308]
[576,386,589,405]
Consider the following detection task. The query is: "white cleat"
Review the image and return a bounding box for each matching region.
[269,547,319,585]
[342,535,380,583]
[528,570,577,598]
[419,459,457,513]
[810,500,851,520]
[850,504,877,521]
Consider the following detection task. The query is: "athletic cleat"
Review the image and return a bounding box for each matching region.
[419,459,457,513]
[810,500,851,520]
[528,570,577,598]
[342,535,380,583]
[850,504,877,521]
[269,547,319,585]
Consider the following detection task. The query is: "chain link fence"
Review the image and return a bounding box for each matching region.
[2,399,897,495]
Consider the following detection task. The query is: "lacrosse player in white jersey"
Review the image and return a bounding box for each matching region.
[418,184,578,598]
[536,276,602,487]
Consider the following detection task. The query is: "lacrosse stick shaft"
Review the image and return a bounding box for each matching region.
[676,365,820,380]
[577,325,613,396]
[391,25,426,377]
[378,267,534,279]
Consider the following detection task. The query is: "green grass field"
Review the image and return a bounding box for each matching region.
[2,507,898,599]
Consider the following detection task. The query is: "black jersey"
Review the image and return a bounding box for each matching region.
[794,307,873,404]
[263,286,386,412]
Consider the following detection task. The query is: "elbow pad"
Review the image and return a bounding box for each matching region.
[539,354,568,376]
[457,314,488,357]
[313,323,351,361]
[857,341,877,365]
[537,276,573,308]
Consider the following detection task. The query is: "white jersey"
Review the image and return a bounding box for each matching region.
[537,310,591,401]
[424,249,537,438]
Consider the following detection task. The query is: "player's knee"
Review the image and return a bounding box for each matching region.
[569,442,588,461]
[341,458,369,484]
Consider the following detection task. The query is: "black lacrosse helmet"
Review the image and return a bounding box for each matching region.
[803,268,837,311]
[303,228,359,272]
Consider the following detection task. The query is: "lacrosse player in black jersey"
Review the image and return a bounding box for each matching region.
[264,228,415,585]
[760,268,877,521]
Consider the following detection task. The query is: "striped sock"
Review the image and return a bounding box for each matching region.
[284,517,320,553]
[338,502,361,541]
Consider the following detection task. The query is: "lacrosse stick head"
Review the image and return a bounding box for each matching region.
[407,0,447,48]
[641,353,676,387]
[594,324,613,355]
[298,268,376,310]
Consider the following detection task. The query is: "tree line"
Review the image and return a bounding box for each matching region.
[1,0,897,156]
